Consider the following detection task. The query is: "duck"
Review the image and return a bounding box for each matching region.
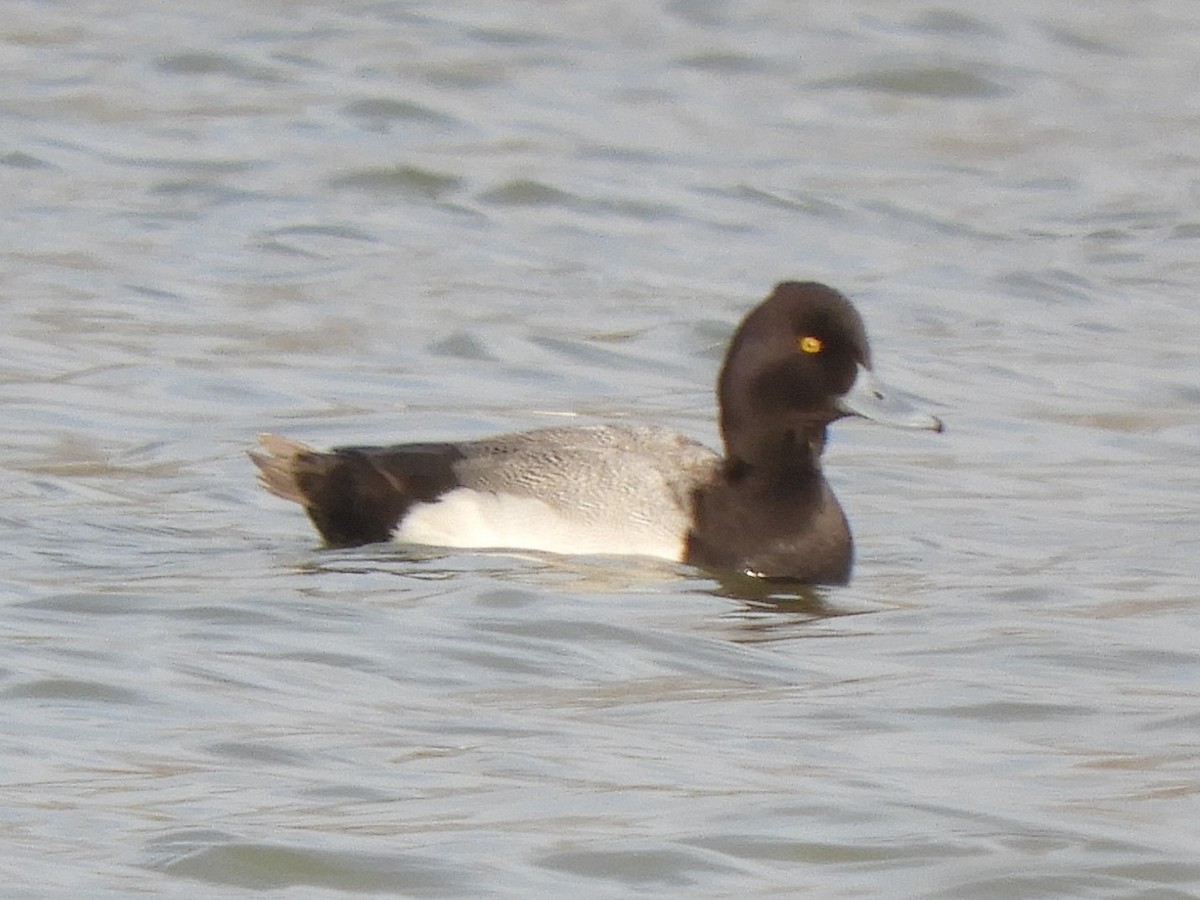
[250,281,942,583]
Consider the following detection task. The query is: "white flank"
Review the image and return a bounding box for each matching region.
[394,487,686,562]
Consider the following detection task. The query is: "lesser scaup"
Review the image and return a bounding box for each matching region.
[251,281,942,583]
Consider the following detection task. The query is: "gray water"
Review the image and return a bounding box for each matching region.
[4,1,1200,897]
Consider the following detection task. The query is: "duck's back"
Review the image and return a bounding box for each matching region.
[399,424,719,559]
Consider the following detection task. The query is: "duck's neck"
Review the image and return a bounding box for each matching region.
[723,425,827,482]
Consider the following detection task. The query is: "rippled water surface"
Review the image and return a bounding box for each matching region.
[4,1,1200,896]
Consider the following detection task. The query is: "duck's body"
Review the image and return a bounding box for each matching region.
[251,282,942,583]
[254,424,718,561]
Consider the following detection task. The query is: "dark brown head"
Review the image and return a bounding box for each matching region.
[718,281,940,469]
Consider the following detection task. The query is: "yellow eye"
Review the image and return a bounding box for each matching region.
[798,335,823,354]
